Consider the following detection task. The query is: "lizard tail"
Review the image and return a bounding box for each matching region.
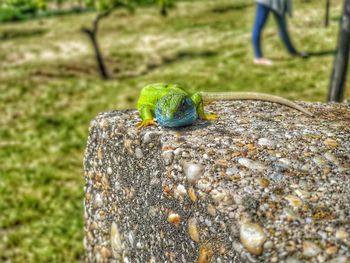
[200,91,313,117]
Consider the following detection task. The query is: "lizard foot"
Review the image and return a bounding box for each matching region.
[137,119,156,129]
[202,113,218,121]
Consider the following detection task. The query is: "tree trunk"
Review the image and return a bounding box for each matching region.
[325,0,330,27]
[328,0,350,102]
[81,11,111,80]
[161,6,168,16]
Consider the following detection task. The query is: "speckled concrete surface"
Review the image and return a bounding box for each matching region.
[84,101,350,263]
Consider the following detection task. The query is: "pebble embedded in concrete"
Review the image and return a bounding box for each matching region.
[135,147,143,159]
[93,193,103,208]
[184,163,203,184]
[238,158,266,171]
[285,195,303,209]
[240,222,267,256]
[162,150,174,165]
[175,184,187,198]
[188,217,200,242]
[257,138,275,147]
[302,241,322,258]
[167,212,181,227]
[336,229,349,240]
[110,222,124,257]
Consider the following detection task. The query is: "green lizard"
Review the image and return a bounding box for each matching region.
[136,83,313,128]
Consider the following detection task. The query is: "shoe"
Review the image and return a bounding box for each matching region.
[254,58,273,66]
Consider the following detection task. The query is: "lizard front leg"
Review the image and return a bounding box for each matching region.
[191,93,218,121]
[137,106,156,129]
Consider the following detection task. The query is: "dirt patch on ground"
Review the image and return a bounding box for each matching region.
[5,40,90,66]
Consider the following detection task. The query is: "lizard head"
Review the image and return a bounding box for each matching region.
[155,94,197,127]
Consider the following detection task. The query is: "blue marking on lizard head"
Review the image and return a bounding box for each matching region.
[155,94,198,127]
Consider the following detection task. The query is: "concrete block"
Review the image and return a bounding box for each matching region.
[84,101,350,262]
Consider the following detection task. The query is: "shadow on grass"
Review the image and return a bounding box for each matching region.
[163,50,217,64]
[306,50,336,57]
[331,16,341,22]
[116,50,218,79]
[30,50,218,80]
[212,3,254,13]
[31,63,97,79]
[269,49,336,62]
[0,28,47,41]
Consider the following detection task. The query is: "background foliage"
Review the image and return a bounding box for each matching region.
[0,0,349,262]
[0,0,174,21]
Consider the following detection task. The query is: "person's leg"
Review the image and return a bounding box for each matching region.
[273,12,299,55]
[252,3,270,59]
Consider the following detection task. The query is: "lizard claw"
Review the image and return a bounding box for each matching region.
[137,119,156,129]
[202,113,218,121]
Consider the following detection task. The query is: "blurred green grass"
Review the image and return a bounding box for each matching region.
[0,0,349,261]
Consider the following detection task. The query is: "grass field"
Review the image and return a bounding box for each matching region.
[0,0,349,261]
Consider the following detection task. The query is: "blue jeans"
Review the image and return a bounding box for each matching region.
[252,3,297,58]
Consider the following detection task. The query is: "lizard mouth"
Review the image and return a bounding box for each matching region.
[155,97,198,127]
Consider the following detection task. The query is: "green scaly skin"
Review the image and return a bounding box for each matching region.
[136,83,214,128]
[136,83,313,128]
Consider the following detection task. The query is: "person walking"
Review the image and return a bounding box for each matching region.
[252,0,306,65]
